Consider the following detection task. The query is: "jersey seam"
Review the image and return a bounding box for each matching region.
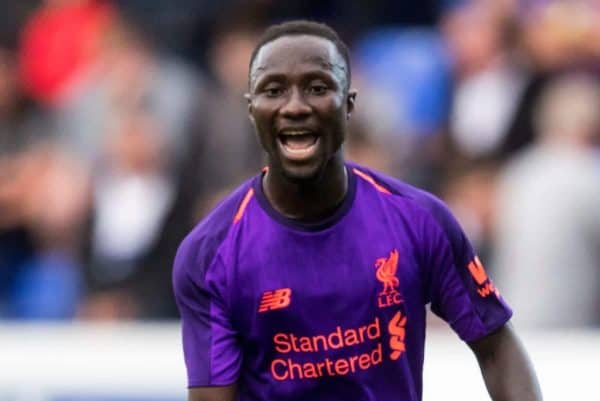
[180,267,214,385]
[188,191,253,385]
[420,212,487,331]
[364,179,489,331]
[196,250,231,386]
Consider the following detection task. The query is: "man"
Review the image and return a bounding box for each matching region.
[173,21,542,401]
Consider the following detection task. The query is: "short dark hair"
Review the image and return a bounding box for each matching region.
[248,20,351,89]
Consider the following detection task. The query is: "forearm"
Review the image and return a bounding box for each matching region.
[470,324,542,401]
[189,384,237,401]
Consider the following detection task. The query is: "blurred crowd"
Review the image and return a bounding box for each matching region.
[0,0,598,327]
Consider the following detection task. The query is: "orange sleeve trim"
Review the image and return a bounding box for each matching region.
[233,188,255,223]
[352,168,391,194]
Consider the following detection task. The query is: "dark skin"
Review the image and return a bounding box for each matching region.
[248,35,356,221]
[469,324,542,401]
[188,35,542,401]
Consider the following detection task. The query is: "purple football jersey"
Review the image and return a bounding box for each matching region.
[173,162,512,401]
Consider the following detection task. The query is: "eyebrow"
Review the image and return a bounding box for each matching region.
[301,55,347,73]
[251,55,346,77]
[251,68,341,91]
[250,65,267,81]
[249,57,348,90]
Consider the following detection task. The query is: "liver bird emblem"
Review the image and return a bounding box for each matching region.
[375,249,400,295]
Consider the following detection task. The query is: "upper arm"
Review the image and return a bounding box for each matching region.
[189,384,237,401]
[467,323,543,400]
[467,323,513,361]
[422,199,512,342]
[467,322,530,367]
[173,236,241,388]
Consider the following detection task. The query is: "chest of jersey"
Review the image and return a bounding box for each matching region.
[228,202,428,370]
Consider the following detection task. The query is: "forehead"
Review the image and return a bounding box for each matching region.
[251,35,345,80]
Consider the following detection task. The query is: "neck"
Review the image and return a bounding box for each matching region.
[263,153,348,221]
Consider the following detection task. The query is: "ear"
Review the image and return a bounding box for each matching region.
[346,89,357,119]
[244,92,255,124]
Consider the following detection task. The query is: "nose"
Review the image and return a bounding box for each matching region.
[280,87,311,119]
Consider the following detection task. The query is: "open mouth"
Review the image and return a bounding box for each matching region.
[277,131,320,160]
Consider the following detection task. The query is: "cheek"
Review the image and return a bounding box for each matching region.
[325,92,345,111]
[319,95,347,131]
[251,102,275,132]
[251,102,279,151]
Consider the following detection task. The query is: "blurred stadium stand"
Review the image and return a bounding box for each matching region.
[0,0,599,398]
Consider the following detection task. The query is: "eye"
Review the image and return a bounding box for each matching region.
[263,84,284,98]
[308,83,328,96]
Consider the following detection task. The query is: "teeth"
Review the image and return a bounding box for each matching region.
[277,133,319,157]
[280,130,311,136]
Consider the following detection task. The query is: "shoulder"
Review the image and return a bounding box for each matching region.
[349,162,460,236]
[173,179,256,283]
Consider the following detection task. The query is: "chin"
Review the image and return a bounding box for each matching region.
[274,157,327,183]
[280,164,323,183]
[269,144,342,183]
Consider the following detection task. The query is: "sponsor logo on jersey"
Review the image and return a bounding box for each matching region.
[258,288,292,312]
[467,256,500,299]
[270,317,384,380]
[375,249,403,308]
[269,311,409,381]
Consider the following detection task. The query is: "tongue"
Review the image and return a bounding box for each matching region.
[282,134,316,150]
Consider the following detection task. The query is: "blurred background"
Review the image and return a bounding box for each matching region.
[0,0,598,400]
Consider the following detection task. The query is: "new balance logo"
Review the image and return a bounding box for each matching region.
[258,288,292,312]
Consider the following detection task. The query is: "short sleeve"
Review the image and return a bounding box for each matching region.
[422,201,512,342]
[172,237,241,387]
